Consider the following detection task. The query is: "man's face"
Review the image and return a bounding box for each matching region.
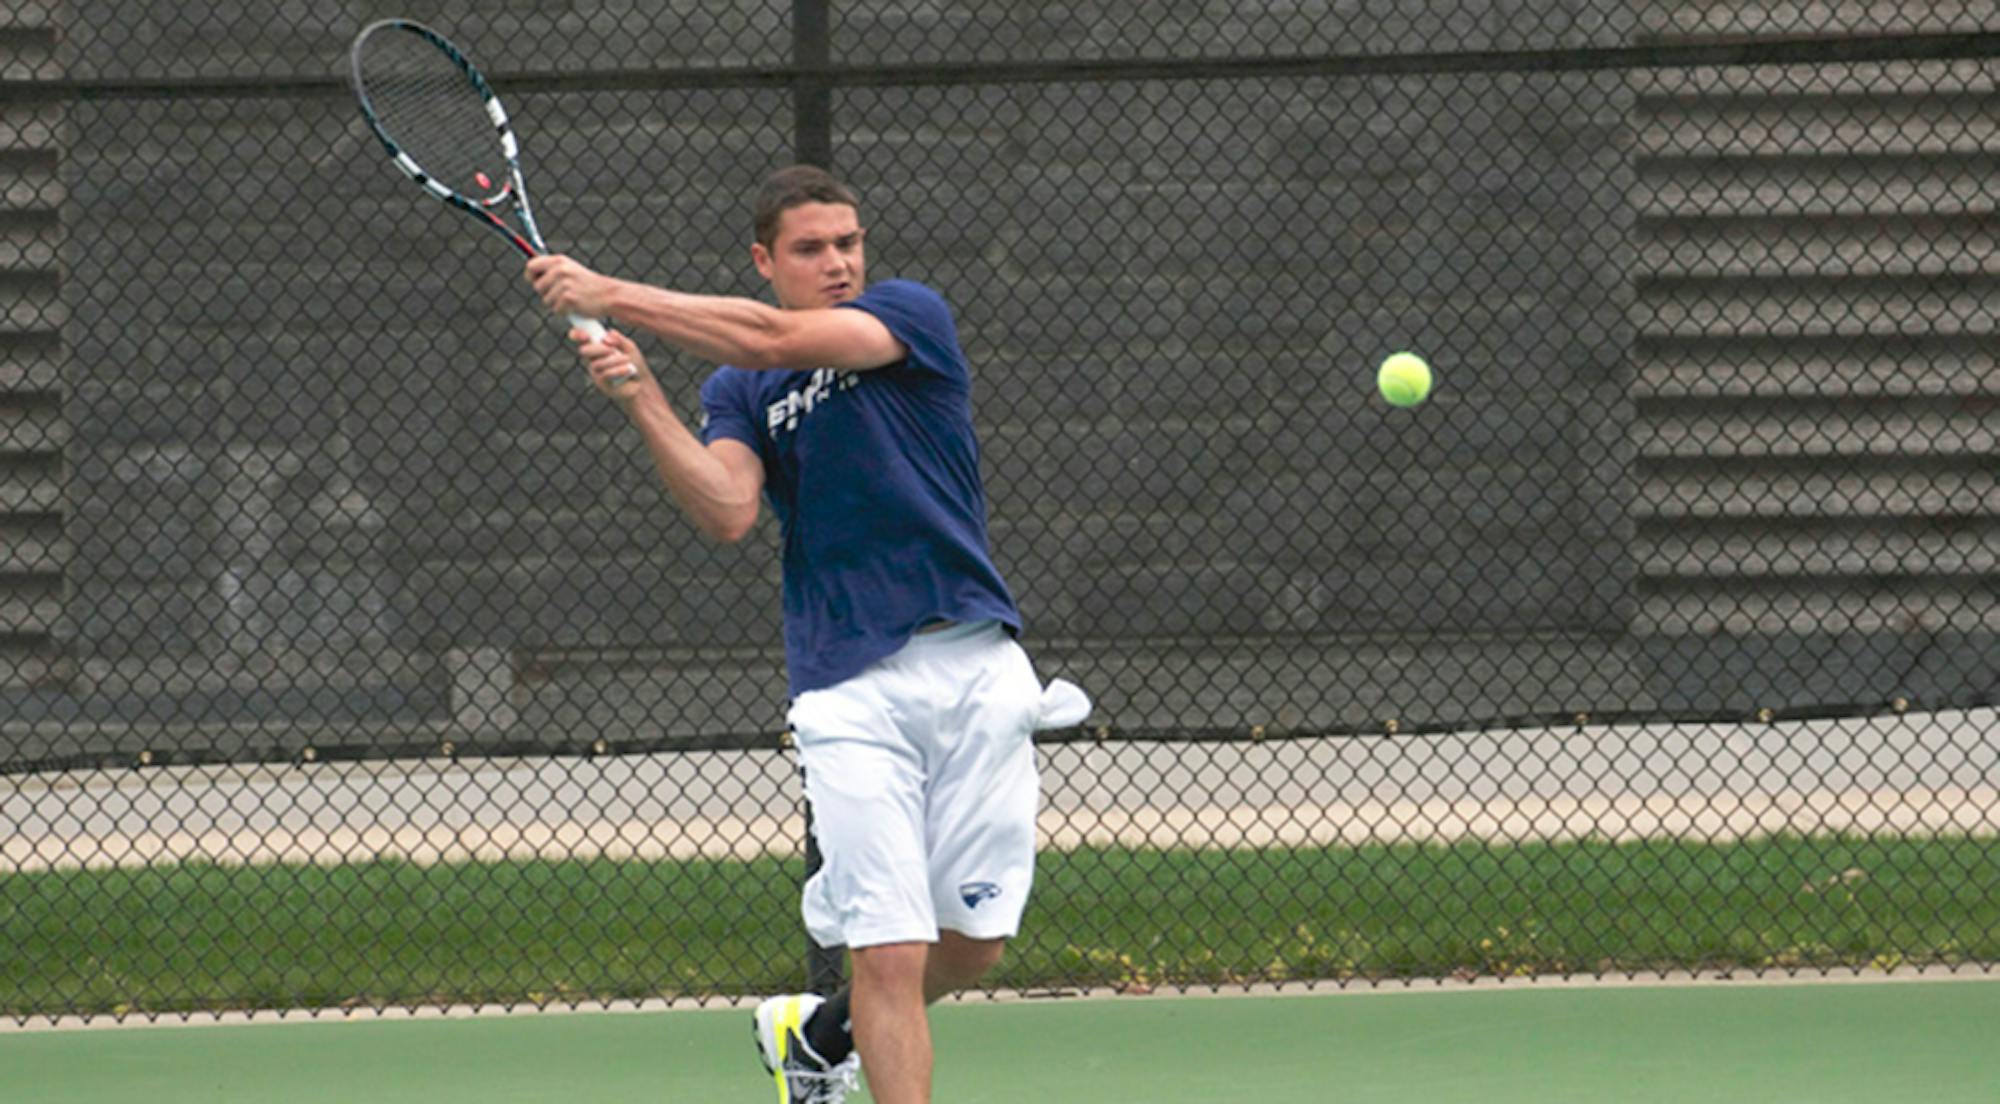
[752,202,866,310]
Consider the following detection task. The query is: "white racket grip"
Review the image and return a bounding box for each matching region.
[567,314,640,387]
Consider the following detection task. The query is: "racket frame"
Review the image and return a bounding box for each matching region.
[349,19,610,344]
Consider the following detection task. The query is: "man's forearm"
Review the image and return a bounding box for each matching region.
[624,390,758,542]
[604,280,789,369]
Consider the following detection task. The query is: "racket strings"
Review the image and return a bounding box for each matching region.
[357,32,508,202]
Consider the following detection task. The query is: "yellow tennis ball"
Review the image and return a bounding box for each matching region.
[1377,352,1432,407]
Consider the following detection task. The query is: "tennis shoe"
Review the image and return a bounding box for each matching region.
[753,993,861,1104]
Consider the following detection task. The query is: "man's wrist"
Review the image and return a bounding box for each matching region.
[623,385,673,423]
[596,277,629,324]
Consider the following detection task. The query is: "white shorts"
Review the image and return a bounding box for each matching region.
[788,621,1070,949]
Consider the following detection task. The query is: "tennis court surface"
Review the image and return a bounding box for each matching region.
[7,976,1996,1103]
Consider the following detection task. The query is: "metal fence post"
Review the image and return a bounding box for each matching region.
[790,0,842,997]
[792,0,832,170]
[801,792,846,995]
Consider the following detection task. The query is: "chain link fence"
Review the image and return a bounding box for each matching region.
[3,3,1997,1021]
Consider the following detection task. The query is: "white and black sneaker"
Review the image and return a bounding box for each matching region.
[752,993,861,1104]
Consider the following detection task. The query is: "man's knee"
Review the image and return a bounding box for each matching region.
[931,932,1006,988]
[851,941,930,992]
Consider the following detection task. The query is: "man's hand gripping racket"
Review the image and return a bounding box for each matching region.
[348,19,638,389]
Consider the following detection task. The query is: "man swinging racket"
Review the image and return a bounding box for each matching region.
[526,164,1089,1104]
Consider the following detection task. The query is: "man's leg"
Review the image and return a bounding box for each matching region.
[848,934,1008,1104]
[763,676,932,1103]
[924,930,1006,1001]
[848,942,933,1104]
[772,627,1049,1102]
[809,929,1006,1053]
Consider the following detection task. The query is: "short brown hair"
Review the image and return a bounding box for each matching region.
[753,165,860,247]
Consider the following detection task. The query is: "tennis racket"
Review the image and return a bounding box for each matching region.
[348,19,635,384]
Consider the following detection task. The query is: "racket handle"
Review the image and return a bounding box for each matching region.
[567,314,640,388]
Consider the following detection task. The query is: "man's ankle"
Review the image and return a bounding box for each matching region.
[804,987,855,1064]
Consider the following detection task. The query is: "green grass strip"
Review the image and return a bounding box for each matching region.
[4,833,1995,1017]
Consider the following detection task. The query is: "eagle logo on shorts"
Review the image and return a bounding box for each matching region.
[959,881,1002,908]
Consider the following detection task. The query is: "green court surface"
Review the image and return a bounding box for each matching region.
[5,978,1996,1103]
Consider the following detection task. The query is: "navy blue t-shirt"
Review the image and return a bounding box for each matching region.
[698,279,1021,695]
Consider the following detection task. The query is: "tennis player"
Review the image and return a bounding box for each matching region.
[526,165,1088,1104]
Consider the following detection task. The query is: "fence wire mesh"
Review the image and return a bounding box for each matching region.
[1,2,1997,1021]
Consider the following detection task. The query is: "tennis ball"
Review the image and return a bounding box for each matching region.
[1377,352,1432,407]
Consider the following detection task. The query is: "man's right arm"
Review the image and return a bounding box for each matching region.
[577,329,763,543]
